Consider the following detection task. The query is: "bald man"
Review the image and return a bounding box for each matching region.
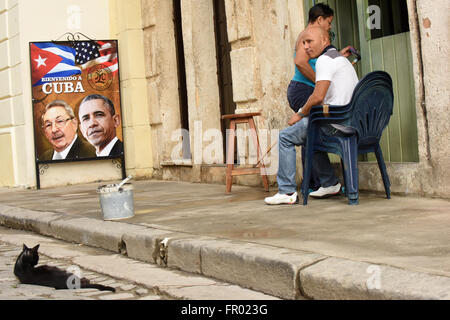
[265,26,359,205]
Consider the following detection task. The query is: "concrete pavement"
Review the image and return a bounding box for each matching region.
[0,179,449,299]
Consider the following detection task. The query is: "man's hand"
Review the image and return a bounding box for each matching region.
[288,113,302,126]
[288,81,330,126]
[340,45,352,58]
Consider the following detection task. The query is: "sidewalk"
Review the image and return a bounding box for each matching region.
[0,179,449,299]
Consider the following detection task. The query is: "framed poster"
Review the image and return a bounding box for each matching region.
[29,39,125,188]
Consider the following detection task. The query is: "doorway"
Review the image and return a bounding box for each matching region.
[213,0,237,162]
[173,0,191,160]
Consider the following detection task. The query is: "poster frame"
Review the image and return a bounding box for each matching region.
[29,38,126,189]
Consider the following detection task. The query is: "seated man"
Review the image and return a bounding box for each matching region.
[265,26,359,205]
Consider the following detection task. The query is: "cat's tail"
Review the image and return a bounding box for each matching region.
[85,283,116,292]
[80,278,115,292]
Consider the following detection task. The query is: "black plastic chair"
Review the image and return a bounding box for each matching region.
[301,71,394,205]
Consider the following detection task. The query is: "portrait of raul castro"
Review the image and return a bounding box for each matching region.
[39,100,95,161]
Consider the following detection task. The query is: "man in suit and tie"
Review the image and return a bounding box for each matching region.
[78,94,124,157]
[39,100,96,161]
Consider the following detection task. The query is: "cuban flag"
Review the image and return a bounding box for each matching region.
[30,42,81,86]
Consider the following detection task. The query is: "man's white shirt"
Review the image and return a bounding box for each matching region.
[96,136,118,157]
[52,134,78,160]
[315,48,359,106]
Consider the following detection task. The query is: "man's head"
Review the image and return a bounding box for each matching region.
[42,100,78,153]
[308,3,334,32]
[78,94,120,153]
[302,26,330,59]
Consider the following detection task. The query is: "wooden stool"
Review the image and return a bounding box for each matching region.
[221,112,269,193]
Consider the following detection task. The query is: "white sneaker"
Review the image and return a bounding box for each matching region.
[309,183,341,198]
[264,192,298,205]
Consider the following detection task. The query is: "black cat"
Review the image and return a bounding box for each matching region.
[14,244,115,292]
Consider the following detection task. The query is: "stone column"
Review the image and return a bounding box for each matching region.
[181,0,222,167]
[141,0,182,176]
[111,0,154,179]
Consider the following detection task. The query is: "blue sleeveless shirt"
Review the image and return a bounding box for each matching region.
[292,53,317,88]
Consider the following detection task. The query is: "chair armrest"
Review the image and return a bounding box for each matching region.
[310,104,350,117]
[309,104,351,124]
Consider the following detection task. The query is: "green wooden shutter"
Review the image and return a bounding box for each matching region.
[356,0,419,162]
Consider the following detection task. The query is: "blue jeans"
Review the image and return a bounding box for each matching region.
[287,80,320,190]
[277,117,338,194]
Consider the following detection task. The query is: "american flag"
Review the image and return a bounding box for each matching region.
[74,40,118,74]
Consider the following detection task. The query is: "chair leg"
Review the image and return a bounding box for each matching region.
[301,135,315,205]
[340,159,347,196]
[225,120,236,193]
[302,161,312,205]
[341,136,359,205]
[374,144,391,199]
[248,118,269,192]
[348,192,359,205]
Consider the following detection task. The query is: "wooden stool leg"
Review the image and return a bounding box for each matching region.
[248,118,269,192]
[225,120,236,193]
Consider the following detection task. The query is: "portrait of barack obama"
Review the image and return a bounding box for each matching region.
[78,94,124,157]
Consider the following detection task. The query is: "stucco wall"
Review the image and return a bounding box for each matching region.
[0,0,156,188]
[414,0,450,197]
[0,0,21,186]
[245,0,306,182]
[0,0,122,188]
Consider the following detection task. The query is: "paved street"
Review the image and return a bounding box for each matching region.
[0,226,278,300]
[0,180,449,299]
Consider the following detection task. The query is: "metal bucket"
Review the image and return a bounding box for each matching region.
[97,183,134,220]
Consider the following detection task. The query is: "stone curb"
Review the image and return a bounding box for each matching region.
[299,257,450,300]
[166,236,327,299]
[1,204,449,300]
